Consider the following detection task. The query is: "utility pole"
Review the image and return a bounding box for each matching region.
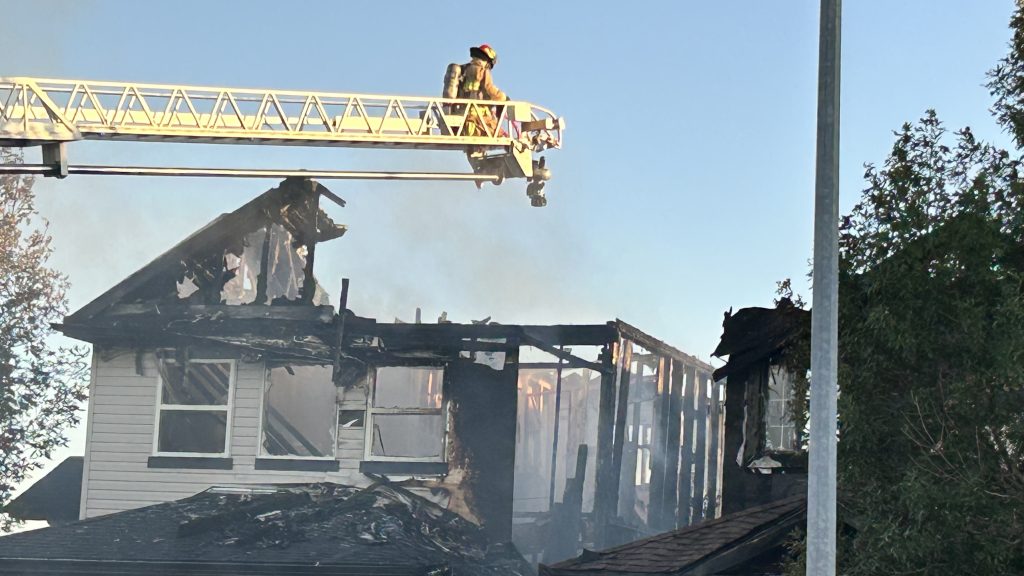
[808,1,841,575]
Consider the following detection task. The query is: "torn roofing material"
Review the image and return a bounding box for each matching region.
[538,495,805,576]
[0,482,535,576]
[711,298,809,382]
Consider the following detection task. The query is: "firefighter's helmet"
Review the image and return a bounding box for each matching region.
[470,44,498,67]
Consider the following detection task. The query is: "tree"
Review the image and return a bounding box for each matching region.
[0,148,88,531]
[781,5,1024,574]
[831,111,1024,575]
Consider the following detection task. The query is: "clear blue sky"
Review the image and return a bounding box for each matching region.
[1,0,1017,502]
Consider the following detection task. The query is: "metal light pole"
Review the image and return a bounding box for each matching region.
[807,0,841,575]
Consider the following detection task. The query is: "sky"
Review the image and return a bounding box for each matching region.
[1,0,1018,513]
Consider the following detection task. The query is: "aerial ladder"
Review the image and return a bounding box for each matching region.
[0,77,563,206]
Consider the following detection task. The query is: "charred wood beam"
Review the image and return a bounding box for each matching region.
[615,320,713,371]
[368,323,616,346]
[338,321,617,364]
[178,334,332,363]
[300,190,320,304]
[547,351,566,509]
[542,444,588,564]
[103,304,335,323]
[664,358,684,527]
[332,278,352,384]
[317,186,347,208]
[254,225,272,305]
[592,343,618,547]
[678,364,697,527]
[691,370,710,522]
[520,331,609,374]
[609,341,633,522]
[648,356,669,531]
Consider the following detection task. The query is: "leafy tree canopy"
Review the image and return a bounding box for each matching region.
[0,148,88,531]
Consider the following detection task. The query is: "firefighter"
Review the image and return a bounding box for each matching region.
[458,44,508,140]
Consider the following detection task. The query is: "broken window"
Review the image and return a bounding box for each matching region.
[261,365,337,458]
[366,367,446,461]
[338,410,365,429]
[765,365,798,452]
[220,224,312,305]
[155,359,234,455]
[220,229,265,305]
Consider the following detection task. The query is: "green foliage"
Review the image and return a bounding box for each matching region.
[834,110,1024,575]
[0,148,88,531]
[988,0,1024,149]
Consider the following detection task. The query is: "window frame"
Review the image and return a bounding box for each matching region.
[765,364,799,453]
[363,365,448,463]
[257,363,339,461]
[152,358,236,458]
[337,408,366,431]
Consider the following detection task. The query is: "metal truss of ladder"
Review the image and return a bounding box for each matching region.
[0,77,563,200]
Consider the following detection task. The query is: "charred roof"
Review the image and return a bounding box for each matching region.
[0,482,534,576]
[711,298,809,382]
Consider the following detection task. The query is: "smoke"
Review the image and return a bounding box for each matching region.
[314,170,610,326]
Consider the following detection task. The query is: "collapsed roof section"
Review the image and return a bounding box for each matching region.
[57,178,354,362]
[67,177,347,324]
[0,482,534,576]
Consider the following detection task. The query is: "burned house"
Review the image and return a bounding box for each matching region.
[711,299,810,514]
[2,178,725,570]
[535,300,812,576]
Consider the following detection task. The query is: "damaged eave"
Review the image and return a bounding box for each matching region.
[53,305,340,362]
[711,299,810,382]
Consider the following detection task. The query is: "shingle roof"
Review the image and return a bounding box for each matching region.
[540,496,805,576]
[5,456,82,523]
[0,482,532,576]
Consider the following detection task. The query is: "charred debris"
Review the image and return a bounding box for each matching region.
[0,481,534,576]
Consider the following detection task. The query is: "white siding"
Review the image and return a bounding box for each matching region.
[82,349,369,519]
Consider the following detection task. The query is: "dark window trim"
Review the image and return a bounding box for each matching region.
[147,456,233,470]
[360,461,448,476]
[254,458,340,472]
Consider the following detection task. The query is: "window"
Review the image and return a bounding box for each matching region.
[365,367,446,461]
[338,410,365,429]
[260,365,338,458]
[765,365,799,452]
[155,359,234,456]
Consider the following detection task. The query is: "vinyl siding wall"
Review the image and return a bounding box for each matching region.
[81,348,370,519]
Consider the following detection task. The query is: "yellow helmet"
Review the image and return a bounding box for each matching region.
[470,44,498,67]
